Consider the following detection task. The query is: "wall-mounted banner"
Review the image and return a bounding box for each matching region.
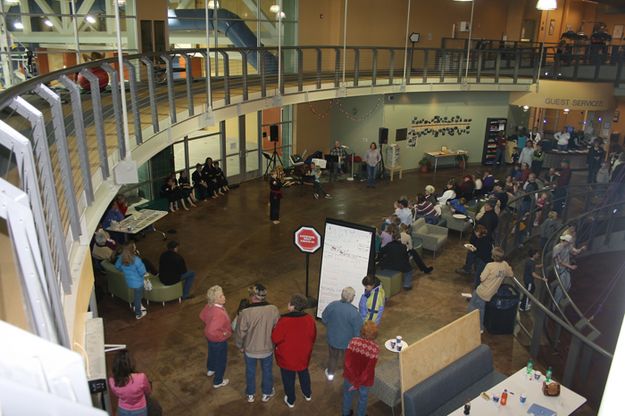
[410,115,472,139]
[509,80,615,111]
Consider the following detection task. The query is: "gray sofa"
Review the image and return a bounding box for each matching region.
[403,344,506,416]
[411,218,448,258]
[440,205,474,239]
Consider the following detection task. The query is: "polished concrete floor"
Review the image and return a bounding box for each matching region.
[99,167,597,416]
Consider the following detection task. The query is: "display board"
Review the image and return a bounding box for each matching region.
[316,219,375,319]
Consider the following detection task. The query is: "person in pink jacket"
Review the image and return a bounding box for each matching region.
[199,285,233,388]
[108,349,151,416]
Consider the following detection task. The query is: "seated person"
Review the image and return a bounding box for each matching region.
[92,229,116,263]
[491,183,509,210]
[192,163,209,201]
[437,179,457,205]
[424,185,437,205]
[378,228,423,291]
[509,164,522,182]
[415,194,439,224]
[458,175,475,201]
[114,194,129,216]
[213,161,230,194]
[158,241,195,300]
[310,162,332,199]
[448,197,469,216]
[101,201,126,244]
[380,219,399,247]
[399,223,433,274]
[201,157,219,199]
[178,170,198,207]
[473,172,483,197]
[482,170,496,193]
[162,175,189,212]
[394,199,413,226]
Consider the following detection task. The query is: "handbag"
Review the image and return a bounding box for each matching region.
[144,276,153,292]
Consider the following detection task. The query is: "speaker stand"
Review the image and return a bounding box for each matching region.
[263,142,284,178]
[379,144,386,180]
[347,153,355,181]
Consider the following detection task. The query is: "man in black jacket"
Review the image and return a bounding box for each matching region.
[158,241,195,299]
[477,200,499,236]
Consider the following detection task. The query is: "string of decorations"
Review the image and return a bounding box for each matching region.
[410,115,472,138]
[308,97,385,122]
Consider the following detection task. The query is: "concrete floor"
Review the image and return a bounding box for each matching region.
[99,167,596,416]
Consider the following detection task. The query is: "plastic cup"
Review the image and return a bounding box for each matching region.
[534,371,541,381]
[397,344,403,352]
[520,394,527,404]
[390,340,396,349]
[493,395,500,404]
[396,335,402,346]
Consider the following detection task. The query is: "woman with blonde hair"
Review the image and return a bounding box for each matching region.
[342,320,380,416]
[199,285,232,389]
[115,242,148,320]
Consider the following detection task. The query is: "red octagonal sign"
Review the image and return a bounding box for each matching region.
[294,226,322,254]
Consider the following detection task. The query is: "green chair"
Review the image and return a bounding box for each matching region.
[145,276,183,306]
[101,260,134,308]
[376,269,402,298]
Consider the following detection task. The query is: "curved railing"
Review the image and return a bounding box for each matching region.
[0,44,622,347]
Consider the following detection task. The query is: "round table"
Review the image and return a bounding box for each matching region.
[384,339,408,353]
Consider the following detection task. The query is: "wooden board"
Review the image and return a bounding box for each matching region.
[399,310,481,406]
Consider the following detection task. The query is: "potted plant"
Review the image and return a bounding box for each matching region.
[455,153,468,169]
[418,157,432,173]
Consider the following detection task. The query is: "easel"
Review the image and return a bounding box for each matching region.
[263,141,284,177]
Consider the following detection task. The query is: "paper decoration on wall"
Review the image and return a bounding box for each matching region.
[308,97,384,122]
[408,128,417,147]
[411,115,472,138]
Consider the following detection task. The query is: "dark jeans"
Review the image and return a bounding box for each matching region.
[244,354,273,396]
[408,249,428,271]
[327,345,345,376]
[495,148,505,165]
[314,181,327,197]
[207,340,228,385]
[133,287,144,317]
[330,161,342,181]
[280,368,312,404]
[520,281,535,309]
[180,271,195,299]
[553,187,567,215]
[366,165,376,186]
[463,251,476,273]
[270,197,280,221]
[342,379,369,416]
[588,166,599,183]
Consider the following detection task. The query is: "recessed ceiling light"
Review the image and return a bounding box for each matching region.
[270,4,281,13]
[13,21,23,29]
[43,19,53,27]
[86,15,96,24]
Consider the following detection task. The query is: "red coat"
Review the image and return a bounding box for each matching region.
[271,312,317,371]
[343,337,379,388]
[199,304,232,343]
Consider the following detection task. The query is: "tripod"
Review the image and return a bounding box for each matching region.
[263,141,284,177]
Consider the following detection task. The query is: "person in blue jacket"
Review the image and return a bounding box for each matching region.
[321,287,363,382]
[358,275,385,326]
[115,242,148,320]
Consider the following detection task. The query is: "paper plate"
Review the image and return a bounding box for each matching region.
[464,243,476,250]
[453,214,467,219]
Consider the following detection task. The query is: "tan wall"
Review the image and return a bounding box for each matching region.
[0,220,29,331]
[295,100,332,154]
[71,255,95,349]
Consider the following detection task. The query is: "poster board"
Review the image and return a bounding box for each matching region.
[316,218,375,318]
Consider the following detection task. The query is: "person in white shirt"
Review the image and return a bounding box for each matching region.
[530,130,541,144]
[554,129,570,151]
[394,200,413,226]
[518,140,535,167]
[437,180,457,205]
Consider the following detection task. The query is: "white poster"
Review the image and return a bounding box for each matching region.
[316,219,374,318]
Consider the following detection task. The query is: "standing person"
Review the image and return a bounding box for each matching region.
[467,247,514,333]
[519,249,544,312]
[235,284,280,403]
[456,225,492,287]
[554,128,570,151]
[552,234,583,305]
[158,240,196,300]
[108,349,151,416]
[341,321,380,416]
[272,294,317,408]
[519,140,535,168]
[269,168,283,224]
[364,142,381,188]
[531,143,545,175]
[321,287,363,382]
[476,200,499,236]
[553,160,572,214]
[199,285,232,388]
[330,140,348,181]
[358,275,385,325]
[115,242,148,320]
[495,133,507,166]
[587,140,606,183]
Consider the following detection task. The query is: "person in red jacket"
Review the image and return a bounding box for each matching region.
[342,320,379,416]
[199,285,232,389]
[271,294,317,408]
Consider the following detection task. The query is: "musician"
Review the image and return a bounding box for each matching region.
[329,140,347,182]
[269,168,284,224]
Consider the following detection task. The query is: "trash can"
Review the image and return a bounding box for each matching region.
[484,284,520,335]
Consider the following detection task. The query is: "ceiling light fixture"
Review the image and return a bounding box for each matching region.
[207,0,219,9]
[522,105,530,112]
[563,108,570,114]
[43,19,53,27]
[85,14,96,24]
[269,4,281,13]
[13,21,23,29]
[278,11,286,19]
[536,0,557,10]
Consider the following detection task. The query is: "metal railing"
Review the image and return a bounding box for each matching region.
[0,44,623,348]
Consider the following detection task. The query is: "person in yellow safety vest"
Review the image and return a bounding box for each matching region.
[358,274,385,325]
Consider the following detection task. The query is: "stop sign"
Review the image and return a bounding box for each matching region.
[294,226,322,254]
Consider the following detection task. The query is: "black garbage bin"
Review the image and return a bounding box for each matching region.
[484,284,519,335]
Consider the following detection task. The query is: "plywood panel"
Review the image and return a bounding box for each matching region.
[399,310,481,397]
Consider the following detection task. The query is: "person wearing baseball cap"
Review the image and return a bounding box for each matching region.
[552,232,583,305]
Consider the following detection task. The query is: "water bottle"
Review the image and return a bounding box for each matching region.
[501,389,508,406]
[526,359,533,375]
[546,366,553,383]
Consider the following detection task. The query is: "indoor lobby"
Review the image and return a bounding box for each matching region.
[0,1,624,416]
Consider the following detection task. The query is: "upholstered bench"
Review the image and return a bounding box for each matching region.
[376,269,402,297]
[145,277,183,306]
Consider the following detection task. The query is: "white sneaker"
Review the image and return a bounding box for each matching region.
[247,395,255,403]
[140,305,147,312]
[283,395,295,408]
[324,368,334,381]
[136,310,147,320]
[262,388,275,402]
[324,194,333,199]
[213,379,229,389]
[304,394,312,402]
[314,193,319,199]
[207,370,215,377]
